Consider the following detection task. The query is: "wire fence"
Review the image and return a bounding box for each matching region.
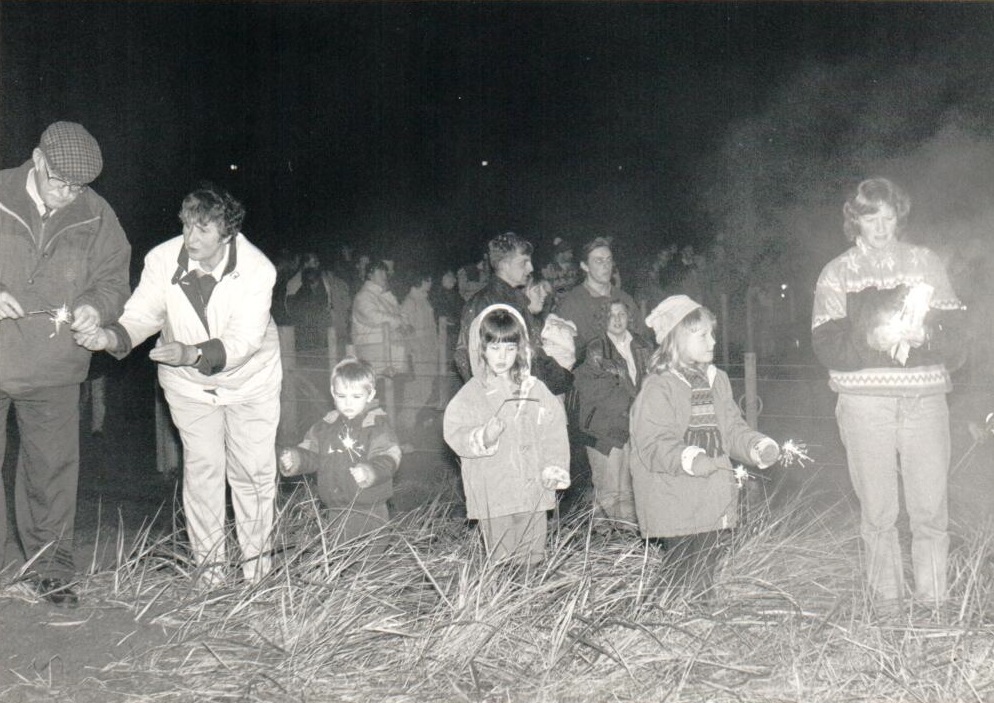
[153,318,994,476]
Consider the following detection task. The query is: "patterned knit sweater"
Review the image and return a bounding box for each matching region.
[811,239,965,397]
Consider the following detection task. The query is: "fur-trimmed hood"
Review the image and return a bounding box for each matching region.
[466,303,532,380]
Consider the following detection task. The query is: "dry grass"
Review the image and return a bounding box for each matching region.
[6,477,994,702]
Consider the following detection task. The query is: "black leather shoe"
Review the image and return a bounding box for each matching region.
[38,578,80,608]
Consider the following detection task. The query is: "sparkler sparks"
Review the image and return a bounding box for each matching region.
[338,426,364,463]
[27,304,73,337]
[780,439,813,468]
[732,464,750,488]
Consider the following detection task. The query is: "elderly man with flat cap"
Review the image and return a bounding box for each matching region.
[0,121,131,606]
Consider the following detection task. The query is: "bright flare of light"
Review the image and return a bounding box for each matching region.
[780,439,813,468]
[733,464,750,488]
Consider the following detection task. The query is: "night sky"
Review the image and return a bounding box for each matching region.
[3,2,994,292]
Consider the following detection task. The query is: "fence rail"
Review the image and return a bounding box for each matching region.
[153,314,994,474]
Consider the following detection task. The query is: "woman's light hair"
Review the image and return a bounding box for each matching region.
[842,177,910,243]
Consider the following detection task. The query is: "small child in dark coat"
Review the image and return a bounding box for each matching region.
[280,357,402,542]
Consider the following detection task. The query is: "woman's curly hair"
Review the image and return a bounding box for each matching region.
[179,182,246,239]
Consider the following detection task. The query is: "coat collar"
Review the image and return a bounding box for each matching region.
[171,235,239,285]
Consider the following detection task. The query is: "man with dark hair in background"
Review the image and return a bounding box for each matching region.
[454,232,572,396]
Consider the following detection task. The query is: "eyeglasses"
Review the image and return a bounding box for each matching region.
[43,161,87,195]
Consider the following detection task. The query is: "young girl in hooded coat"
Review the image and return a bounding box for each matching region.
[444,304,570,565]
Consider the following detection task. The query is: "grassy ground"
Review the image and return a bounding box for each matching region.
[2,364,993,701]
[3,468,994,703]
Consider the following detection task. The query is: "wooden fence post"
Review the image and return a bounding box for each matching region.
[327,326,339,376]
[744,351,759,429]
[719,293,730,366]
[437,316,450,408]
[745,286,756,355]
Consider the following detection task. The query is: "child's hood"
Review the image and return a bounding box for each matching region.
[467,303,532,379]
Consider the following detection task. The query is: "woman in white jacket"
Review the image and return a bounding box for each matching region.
[75,185,281,586]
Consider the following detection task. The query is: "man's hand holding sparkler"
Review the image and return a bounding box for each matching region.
[0,290,25,320]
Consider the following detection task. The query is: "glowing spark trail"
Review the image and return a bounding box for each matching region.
[780,439,813,468]
[732,464,750,488]
[27,304,73,337]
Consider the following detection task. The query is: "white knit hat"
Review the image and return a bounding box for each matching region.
[645,294,702,344]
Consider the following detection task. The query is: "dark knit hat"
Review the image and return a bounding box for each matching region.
[39,121,103,184]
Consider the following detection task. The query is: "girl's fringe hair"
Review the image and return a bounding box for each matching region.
[479,308,529,385]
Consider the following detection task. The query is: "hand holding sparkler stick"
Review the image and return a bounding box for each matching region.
[68,303,100,335]
[278,448,301,477]
[350,463,375,489]
[0,290,26,320]
[25,303,74,337]
[482,415,507,446]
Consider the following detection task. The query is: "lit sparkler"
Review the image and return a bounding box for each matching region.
[27,304,73,337]
[338,426,364,463]
[780,439,813,468]
[732,464,750,488]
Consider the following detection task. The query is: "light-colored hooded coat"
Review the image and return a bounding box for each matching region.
[443,304,569,520]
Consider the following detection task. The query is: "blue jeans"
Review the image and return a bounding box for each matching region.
[836,393,950,603]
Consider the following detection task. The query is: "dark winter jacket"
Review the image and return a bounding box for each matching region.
[290,400,402,507]
[0,161,130,393]
[574,331,654,453]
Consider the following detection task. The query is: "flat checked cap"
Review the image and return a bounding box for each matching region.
[39,121,103,184]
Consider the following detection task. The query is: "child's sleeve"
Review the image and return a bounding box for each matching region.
[712,371,772,467]
[358,416,402,487]
[443,385,499,458]
[292,423,324,476]
[628,377,690,475]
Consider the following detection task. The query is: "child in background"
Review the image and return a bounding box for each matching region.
[280,357,402,543]
[444,304,570,565]
[629,295,780,594]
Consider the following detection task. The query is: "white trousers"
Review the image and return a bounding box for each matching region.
[164,388,280,582]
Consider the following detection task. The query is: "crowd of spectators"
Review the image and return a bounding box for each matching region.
[266,233,754,442]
